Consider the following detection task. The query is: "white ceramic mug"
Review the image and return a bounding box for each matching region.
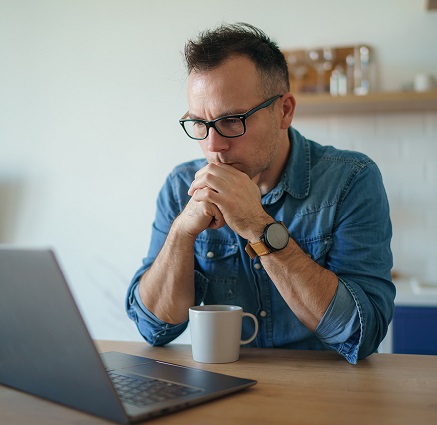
[189,305,259,363]
[414,73,436,92]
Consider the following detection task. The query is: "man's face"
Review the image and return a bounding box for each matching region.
[187,55,283,180]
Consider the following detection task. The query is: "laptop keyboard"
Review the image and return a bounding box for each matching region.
[107,371,201,407]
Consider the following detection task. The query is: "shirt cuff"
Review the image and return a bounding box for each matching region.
[126,270,210,346]
[126,283,188,346]
[315,279,361,363]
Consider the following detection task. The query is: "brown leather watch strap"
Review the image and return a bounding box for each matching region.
[245,240,271,260]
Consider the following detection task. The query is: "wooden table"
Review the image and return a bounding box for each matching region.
[1,340,436,424]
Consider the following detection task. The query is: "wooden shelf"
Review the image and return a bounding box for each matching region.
[294,90,437,116]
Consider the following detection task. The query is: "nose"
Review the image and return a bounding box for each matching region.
[205,127,231,153]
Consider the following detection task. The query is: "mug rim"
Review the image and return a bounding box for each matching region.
[189,305,242,312]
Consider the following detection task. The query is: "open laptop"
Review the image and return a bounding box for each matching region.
[0,248,256,424]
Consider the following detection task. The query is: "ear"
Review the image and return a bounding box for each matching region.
[279,93,296,129]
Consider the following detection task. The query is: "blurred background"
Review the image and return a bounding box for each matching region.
[1,0,436,351]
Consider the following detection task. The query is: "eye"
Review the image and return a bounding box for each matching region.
[220,117,241,127]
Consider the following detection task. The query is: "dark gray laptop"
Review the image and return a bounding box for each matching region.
[0,248,256,423]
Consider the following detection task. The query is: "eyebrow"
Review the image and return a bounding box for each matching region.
[187,108,246,121]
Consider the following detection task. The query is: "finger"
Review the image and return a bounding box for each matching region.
[191,186,219,205]
[193,199,224,227]
[188,166,209,196]
[189,175,222,196]
[189,163,237,196]
[207,203,226,229]
[189,191,225,229]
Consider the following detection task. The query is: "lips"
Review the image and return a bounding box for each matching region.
[209,157,236,166]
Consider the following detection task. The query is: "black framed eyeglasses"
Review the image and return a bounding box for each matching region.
[179,94,283,140]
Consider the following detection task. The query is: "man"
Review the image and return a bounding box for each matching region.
[126,23,395,364]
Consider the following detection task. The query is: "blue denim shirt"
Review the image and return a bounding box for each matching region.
[126,127,395,364]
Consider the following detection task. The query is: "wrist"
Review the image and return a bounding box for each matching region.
[244,214,274,242]
[245,221,290,260]
[171,216,199,244]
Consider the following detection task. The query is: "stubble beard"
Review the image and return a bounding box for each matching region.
[226,130,281,181]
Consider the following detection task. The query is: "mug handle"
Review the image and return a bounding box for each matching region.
[240,312,259,345]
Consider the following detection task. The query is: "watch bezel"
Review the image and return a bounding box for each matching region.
[264,222,290,251]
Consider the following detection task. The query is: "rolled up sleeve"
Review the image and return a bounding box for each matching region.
[125,280,189,346]
[315,279,361,364]
[318,162,396,364]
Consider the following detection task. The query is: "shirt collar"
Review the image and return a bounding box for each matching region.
[261,127,311,205]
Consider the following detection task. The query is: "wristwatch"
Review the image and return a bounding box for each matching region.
[245,221,290,260]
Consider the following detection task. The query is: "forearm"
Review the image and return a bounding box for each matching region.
[243,212,338,332]
[259,237,338,332]
[138,217,197,324]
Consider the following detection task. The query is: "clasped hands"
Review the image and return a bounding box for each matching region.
[181,163,270,241]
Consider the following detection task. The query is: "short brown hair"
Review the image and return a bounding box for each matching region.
[184,22,290,97]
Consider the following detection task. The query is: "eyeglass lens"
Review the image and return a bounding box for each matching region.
[184,117,245,140]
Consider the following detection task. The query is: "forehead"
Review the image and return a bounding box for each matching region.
[187,56,262,113]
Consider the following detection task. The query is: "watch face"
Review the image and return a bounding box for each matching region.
[265,223,289,250]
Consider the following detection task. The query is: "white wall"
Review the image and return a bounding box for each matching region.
[1,0,436,342]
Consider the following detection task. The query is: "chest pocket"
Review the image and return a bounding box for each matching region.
[194,236,239,303]
[296,234,333,267]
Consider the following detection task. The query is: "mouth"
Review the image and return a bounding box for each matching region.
[218,161,239,169]
[212,157,238,166]
[208,156,244,171]
[209,157,236,166]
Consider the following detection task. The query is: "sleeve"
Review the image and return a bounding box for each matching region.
[126,270,209,346]
[316,161,395,364]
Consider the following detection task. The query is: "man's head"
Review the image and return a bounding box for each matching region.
[182,23,295,192]
[184,22,290,98]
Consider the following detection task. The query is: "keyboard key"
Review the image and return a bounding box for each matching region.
[107,371,201,407]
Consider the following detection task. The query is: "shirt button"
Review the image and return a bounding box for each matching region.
[206,251,215,259]
[254,263,261,270]
[260,310,267,318]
